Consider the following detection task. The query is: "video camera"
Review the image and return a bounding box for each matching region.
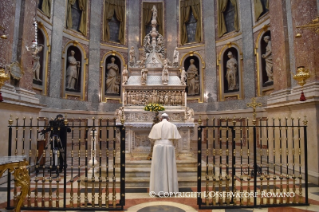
[39,115,66,136]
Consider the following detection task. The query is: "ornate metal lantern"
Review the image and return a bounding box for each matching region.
[293,66,310,101]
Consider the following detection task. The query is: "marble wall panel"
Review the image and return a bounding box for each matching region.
[127,0,140,58]
[291,0,319,82]
[269,0,291,91]
[88,0,103,104]
[49,0,67,98]
[0,1,16,68]
[202,0,217,104]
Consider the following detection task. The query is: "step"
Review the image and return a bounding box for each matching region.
[82,175,210,187]
[115,159,198,168]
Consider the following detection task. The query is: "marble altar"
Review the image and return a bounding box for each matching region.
[117,5,195,159]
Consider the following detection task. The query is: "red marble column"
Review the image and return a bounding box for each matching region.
[0,1,16,69]
[291,0,319,82]
[18,0,38,90]
[269,0,291,91]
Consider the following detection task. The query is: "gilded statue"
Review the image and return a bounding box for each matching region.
[106,57,120,94]
[262,36,273,82]
[66,50,81,90]
[186,59,199,95]
[226,51,238,91]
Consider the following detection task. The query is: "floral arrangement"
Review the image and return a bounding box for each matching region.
[144,103,165,112]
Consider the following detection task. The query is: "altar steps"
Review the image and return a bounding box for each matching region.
[113,158,211,187]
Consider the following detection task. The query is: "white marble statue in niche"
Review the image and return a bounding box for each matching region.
[129,46,136,66]
[186,59,199,95]
[262,36,273,83]
[162,59,169,84]
[106,57,120,94]
[122,65,128,85]
[226,51,238,91]
[66,50,81,90]
[173,47,179,66]
[141,67,148,85]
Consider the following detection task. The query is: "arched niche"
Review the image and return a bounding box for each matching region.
[218,43,243,101]
[100,51,126,103]
[255,25,273,96]
[180,51,205,103]
[33,22,50,95]
[62,41,88,100]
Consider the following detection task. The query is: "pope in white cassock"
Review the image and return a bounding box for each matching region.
[148,113,181,194]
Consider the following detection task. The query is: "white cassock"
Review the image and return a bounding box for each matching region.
[149,119,181,193]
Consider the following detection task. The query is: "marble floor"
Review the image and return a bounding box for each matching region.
[0,156,318,212]
[0,181,318,212]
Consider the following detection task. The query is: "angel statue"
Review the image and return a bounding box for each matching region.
[26,40,43,56]
[26,40,44,81]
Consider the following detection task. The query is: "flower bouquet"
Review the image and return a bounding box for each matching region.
[144,103,165,112]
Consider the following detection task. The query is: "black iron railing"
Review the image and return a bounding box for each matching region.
[197,117,308,209]
[7,116,125,211]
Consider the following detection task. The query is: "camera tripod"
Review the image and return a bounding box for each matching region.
[36,135,65,175]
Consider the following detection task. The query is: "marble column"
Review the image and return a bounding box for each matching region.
[285,0,297,87]
[166,0,178,60]
[49,0,66,98]
[291,0,319,82]
[88,0,102,102]
[239,0,255,99]
[269,0,291,91]
[127,0,140,60]
[11,0,22,63]
[202,0,217,103]
[17,0,38,90]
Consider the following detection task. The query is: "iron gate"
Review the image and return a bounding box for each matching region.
[6,116,125,211]
[197,117,309,209]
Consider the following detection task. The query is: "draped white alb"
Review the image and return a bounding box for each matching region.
[149,119,181,194]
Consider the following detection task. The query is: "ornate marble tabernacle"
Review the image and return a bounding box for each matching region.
[117,5,195,159]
